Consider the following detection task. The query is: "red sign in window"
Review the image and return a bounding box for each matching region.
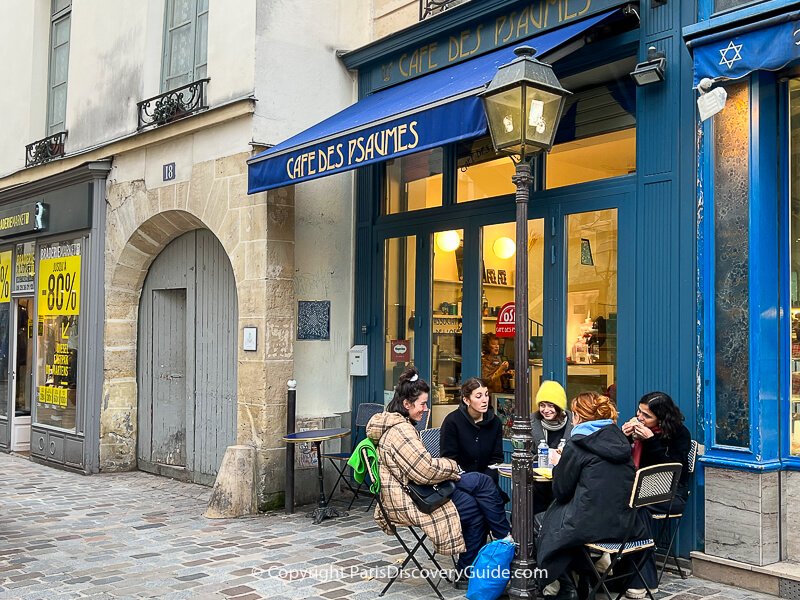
[495,302,515,338]
[391,339,410,362]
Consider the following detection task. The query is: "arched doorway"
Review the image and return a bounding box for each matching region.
[137,229,238,485]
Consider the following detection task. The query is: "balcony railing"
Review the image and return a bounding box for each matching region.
[420,0,470,20]
[137,78,209,131]
[25,131,67,167]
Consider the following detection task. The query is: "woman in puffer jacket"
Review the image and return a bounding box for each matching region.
[536,392,647,600]
[367,366,510,589]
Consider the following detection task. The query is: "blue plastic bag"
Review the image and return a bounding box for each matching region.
[465,539,515,600]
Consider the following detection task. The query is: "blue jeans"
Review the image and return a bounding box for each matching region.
[450,471,511,570]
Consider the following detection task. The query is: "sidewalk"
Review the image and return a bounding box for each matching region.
[0,453,776,600]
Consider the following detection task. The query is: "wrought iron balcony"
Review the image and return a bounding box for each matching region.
[137,78,209,131]
[25,131,67,167]
[420,0,470,20]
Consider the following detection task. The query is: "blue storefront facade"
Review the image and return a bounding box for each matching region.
[251,0,703,564]
[684,0,800,591]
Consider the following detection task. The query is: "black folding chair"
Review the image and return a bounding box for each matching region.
[359,447,451,600]
[420,427,441,458]
[322,402,384,508]
[653,440,698,583]
[582,463,683,600]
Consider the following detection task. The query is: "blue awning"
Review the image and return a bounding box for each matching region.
[248,10,620,193]
[692,11,800,86]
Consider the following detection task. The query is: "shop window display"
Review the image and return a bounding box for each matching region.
[789,79,800,455]
[35,238,81,431]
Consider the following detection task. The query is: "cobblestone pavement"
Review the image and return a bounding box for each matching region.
[0,453,777,600]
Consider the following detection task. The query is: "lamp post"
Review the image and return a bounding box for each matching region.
[480,46,570,598]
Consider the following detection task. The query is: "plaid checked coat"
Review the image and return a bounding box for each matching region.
[366,411,466,556]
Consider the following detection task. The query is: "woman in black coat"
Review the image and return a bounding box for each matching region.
[620,391,692,598]
[440,377,504,485]
[537,392,647,600]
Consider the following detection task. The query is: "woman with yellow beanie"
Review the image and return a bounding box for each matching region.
[532,380,574,451]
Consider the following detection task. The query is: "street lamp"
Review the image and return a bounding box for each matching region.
[480,45,570,599]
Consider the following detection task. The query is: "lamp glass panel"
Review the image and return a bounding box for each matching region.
[484,87,523,150]
[524,86,563,149]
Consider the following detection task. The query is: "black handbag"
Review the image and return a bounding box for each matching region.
[403,480,456,514]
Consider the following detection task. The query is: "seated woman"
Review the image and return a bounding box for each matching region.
[367,367,511,589]
[441,377,505,487]
[481,333,512,393]
[537,392,645,600]
[533,380,574,449]
[619,391,691,599]
[531,381,574,510]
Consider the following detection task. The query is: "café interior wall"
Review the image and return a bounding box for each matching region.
[0,0,49,178]
[252,0,369,147]
[293,172,355,417]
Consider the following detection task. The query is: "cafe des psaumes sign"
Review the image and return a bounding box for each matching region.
[0,202,48,239]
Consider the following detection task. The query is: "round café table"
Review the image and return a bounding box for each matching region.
[283,427,350,524]
[496,462,553,482]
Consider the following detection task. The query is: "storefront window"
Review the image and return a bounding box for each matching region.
[456,137,516,203]
[384,148,444,214]
[384,236,416,397]
[0,250,10,419]
[546,129,636,189]
[713,81,750,447]
[431,229,463,419]
[35,238,81,431]
[565,210,618,401]
[546,79,636,189]
[788,79,800,455]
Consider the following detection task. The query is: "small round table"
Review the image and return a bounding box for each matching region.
[283,427,350,524]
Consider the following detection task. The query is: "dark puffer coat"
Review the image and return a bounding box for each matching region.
[536,423,647,583]
[440,403,504,484]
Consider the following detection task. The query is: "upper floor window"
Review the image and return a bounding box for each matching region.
[47,0,71,135]
[162,0,209,91]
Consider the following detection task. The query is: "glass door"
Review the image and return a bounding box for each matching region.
[10,297,33,451]
[562,208,619,402]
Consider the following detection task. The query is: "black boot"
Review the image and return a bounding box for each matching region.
[545,573,578,600]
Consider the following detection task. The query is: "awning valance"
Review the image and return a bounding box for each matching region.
[248,10,621,193]
[691,11,800,87]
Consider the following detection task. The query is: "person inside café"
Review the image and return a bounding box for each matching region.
[619,391,691,599]
[367,367,511,590]
[440,377,507,497]
[481,333,513,393]
[536,391,646,600]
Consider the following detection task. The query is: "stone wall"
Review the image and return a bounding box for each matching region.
[101,150,294,507]
[705,467,779,565]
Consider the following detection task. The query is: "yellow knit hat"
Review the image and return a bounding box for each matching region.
[536,380,567,411]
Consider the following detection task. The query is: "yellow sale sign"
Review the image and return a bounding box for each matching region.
[38,253,81,316]
[0,251,11,303]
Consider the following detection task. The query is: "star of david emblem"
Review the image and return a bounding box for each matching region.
[719,40,743,69]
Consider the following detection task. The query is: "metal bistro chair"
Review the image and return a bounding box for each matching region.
[653,440,698,583]
[420,426,441,458]
[582,463,683,600]
[360,446,450,600]
[322,402,384,509]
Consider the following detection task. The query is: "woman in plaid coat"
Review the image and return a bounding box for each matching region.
[368,367,510,585]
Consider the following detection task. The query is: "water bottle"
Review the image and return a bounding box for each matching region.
[537,439,549,468]
[557,438,566,453]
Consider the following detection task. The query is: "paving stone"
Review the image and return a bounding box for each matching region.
[0,453,781,600]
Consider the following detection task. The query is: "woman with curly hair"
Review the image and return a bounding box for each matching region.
[536,391,645,600]
[620,391,691,599]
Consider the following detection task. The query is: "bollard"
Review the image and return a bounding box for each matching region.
[285,379,297,514]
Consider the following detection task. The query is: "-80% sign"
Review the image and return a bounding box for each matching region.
[45,272,77,312]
